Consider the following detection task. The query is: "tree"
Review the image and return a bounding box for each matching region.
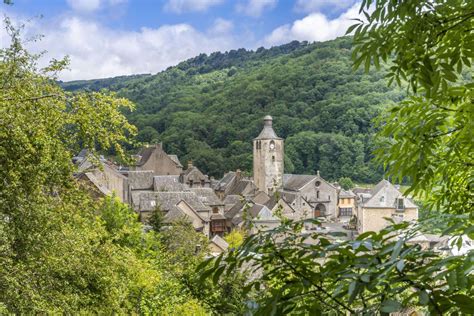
[147,205,166,232]
[351,0,474,219]
[199,1,474,314]
[0,20,210,314]
[339,177,354,190]
[224,229,246,249]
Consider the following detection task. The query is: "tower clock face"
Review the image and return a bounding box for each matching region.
[269,142,275,150]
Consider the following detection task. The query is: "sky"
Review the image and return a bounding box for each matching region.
[0,0,361,81]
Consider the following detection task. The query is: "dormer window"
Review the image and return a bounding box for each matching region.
[396,197,405,210]
[380,196,385,203]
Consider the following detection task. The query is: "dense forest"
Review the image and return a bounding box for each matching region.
[62,37,405,183]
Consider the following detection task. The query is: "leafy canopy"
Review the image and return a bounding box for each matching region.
[199,0,474,314]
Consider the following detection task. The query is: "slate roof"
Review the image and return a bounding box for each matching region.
[282,174,316,191]
[250,204,279,221]
[214,171,236,191]
[223,194,241,205]
[81,172,111,196]
[254,115,282,140]
[135,146,154,166]
[249,203,265,218]
[226,179,257,196]
[191,188,223,206]
[210,235,229,251]
[280,191,298,204]
[134,191,210,213]
[210,213,226,220]
[264,195,278,210]
[252,191,271,205]
[153,175,189,192]
[363,180,417,209]
[225,200,244,219]
[339,189,356,198]
[168,154,182,168]
[128,170,154,190]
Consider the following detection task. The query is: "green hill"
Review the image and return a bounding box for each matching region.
[62,37,404,182]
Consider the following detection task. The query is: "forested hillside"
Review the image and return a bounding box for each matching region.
[63,37,405,182]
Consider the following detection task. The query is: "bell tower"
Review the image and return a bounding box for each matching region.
[253,115,284,194]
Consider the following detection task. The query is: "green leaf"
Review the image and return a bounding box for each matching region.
[396,259,405,272]
[450,294,474,313]
[419,290,429,305]
[380,300,402,313]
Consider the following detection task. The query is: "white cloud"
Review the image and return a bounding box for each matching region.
[294,0,356,14]
[209,18,233,34]
[264,2,360,46]
[164,0,224,13]
[236,0,277,17]
[66,0,126,12]
[1,16,236,81]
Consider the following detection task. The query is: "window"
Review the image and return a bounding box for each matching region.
[272,155,275,162]
[396,198,405,210]
[269,140,275,150]
[340,207,352,217]
[315,181,321,187]
[316,191,320,199]
[328,195,331,201]
[212,207,219,214]
[380,195,385,203]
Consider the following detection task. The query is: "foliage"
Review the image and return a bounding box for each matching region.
[148,205,166,232]
[224,229,246,249]
[199,0,474,314]
[201,219,473,314]
[0,20,212,314]
[339,177,355,190]
[63,37,404,182]
[351,0,474,220]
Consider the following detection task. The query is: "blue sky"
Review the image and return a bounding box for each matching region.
[1,0,360,80]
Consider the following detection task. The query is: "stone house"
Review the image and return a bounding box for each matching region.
[356,179,418,233]
[213,169,257,199]
[74,153,128,203]
[131,143,183,175]
[338,189,356,220]
[180,161,211,188]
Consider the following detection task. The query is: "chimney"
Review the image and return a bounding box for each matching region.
[188,160,193,169]
[236,169,242,178]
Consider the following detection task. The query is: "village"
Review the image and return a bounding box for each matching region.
[73,115,459,256]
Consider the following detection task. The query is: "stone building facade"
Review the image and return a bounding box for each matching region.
[131,143,183,176]
[253,115,284,194]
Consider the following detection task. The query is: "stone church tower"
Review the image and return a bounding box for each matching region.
[253,115,284,194]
